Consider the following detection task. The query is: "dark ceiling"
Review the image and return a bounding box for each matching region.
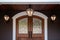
[0,4,60,11]
[0,4,60,17]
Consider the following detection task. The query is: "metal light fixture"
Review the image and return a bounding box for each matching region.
[4,15,9,21]
[26,5,34,16]
[26,8,34,16]
[51,15,56,21]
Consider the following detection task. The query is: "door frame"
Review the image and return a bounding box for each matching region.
[12,11,48,40]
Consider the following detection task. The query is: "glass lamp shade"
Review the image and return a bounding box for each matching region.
[4,15,9,21]
[26,8,34,16]
[51,15,56,21]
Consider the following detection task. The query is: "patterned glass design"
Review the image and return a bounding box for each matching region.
[33,18,42,34]
[18,18,28,34]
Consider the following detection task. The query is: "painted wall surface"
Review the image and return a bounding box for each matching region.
[0,5,60,40]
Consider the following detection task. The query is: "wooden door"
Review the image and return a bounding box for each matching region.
[16,15,44,40]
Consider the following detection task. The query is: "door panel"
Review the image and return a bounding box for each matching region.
[32,37,42,40]
[18,37,28,40]
[33,18,42,34]
[18,18,28,34]
[16,16,29,40]
[32,17,44,40]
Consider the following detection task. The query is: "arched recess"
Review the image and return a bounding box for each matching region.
[12,11,48,40]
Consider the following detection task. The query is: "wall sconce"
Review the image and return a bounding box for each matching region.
[4,15,10,21]
[51,15,56,21]
[26,5,34,16]
[26,8,34,16]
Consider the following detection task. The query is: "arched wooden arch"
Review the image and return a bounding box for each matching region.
[12,11,48,40]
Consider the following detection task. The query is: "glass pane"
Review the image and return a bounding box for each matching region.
[18,18,28,34]
[33,18,42,34]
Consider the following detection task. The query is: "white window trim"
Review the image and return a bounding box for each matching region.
[12,11,48,40]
